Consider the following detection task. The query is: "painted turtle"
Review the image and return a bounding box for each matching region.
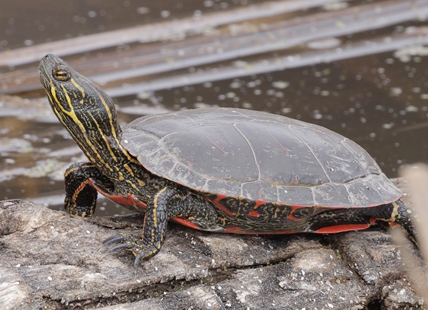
[39,54,415,266]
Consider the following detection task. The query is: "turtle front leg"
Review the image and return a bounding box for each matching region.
[104,186,223,266]
[104,186,177,266]
[64,162,114,217]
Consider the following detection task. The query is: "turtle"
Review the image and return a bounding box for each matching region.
[39,54,416,266]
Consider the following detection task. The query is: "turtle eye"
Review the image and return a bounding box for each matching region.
[53,68,71,82]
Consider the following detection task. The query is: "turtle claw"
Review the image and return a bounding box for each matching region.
[102,233,157,266]
[106,243,130,253]
[103,233,132,255]
[134,253,145,267]
[103,234,126,245]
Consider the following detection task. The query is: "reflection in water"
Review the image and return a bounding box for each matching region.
[1,0,428,215]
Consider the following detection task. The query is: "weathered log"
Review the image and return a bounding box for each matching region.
[0,185,423,309]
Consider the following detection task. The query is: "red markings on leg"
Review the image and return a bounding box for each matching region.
[315,224,370,234]
[89,179,147,210]
[171,217,202,230]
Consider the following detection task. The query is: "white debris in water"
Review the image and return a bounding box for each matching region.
[230,81,242,89]
[160,10,170,18]
[137,7,149,14]
[405,105,418,112]
[24,39,34,46]
[272,81,289,89]
[390,87,402,96]
[242,102,252,109]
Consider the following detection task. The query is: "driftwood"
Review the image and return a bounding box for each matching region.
[0,180,424,309]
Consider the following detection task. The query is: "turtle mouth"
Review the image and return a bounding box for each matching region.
[39,54,56,87]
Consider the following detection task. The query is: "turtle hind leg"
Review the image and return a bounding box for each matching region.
[306,207,378,234]
[360,199,417,246]
[306,200,417,247]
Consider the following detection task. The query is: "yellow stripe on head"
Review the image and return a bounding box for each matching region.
[71,78,86,99]
[61,84,72,106]
[50,86,60,105]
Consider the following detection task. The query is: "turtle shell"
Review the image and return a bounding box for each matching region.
[122,108,401,208]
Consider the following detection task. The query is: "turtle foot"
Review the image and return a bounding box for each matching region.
[103,233,159,267]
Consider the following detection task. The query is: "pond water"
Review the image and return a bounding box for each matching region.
[1,0,428,215]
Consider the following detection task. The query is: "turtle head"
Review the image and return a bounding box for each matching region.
[39,54,123,162]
